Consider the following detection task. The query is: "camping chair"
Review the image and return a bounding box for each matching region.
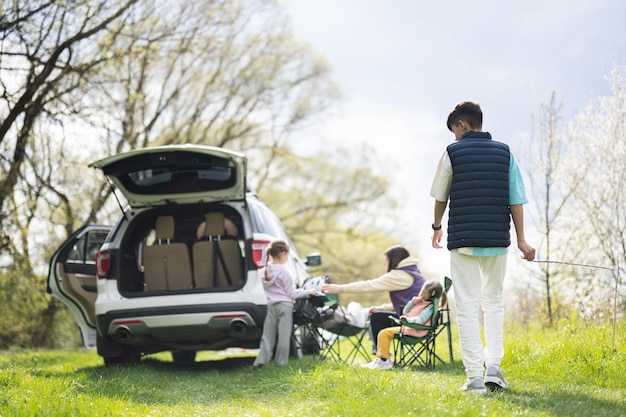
[317,293,371,365]
[435,276,454,363]
[292,276,338,357]
[391,296,440,369]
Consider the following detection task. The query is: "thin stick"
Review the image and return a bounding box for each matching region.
[533,260,615,272]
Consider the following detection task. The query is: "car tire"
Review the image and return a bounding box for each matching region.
[98,333,140,366]
[171,351,196,363]
[301,330,320,355]
[102,349,141,367]
[290,336,303,359]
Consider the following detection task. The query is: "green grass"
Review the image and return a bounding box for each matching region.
[1,320,624,417]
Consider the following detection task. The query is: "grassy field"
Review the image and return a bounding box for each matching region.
[1,320,624,417]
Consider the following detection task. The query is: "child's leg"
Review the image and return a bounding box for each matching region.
[376,326,401,360]
[274,302,294,366]
[370,311,397,352]
[254,304,279,366]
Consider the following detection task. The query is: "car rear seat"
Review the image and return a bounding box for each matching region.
[193,212,243,288]
[143,215,193,291]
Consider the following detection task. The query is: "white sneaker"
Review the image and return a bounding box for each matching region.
[460,377,487,395]
[361,360,377,369]
[368,358,393,370]
[484,366,509,391]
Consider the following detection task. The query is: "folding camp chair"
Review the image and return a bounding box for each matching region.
[435,276,454,363]
[291,276,338,358]
[317,293,371,365]
[394,277,455,367]
[391,297,440,369]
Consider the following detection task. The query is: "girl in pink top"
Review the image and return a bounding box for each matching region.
[252,240,315,370]
[363,280,447,370]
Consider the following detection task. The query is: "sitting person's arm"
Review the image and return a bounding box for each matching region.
[402,299,416,315]
[403,304,434,325]
[369,302,394,314]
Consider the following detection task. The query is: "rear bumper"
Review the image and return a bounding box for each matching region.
[96,302,267,351]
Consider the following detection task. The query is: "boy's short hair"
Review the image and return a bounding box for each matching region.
[446,101,483,131]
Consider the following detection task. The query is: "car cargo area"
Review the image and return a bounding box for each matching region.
[111,204,248,297]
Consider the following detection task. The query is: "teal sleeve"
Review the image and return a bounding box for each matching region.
[509,153,528,205]
[402,300,414,315]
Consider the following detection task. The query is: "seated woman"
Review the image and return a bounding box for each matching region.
[363,279,447,370]
[321,245,426,354]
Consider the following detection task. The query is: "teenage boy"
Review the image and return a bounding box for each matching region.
[430,101,536,394]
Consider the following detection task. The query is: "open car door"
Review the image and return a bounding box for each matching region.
[47,225,111,348]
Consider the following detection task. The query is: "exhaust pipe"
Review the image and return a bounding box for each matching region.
[230,320,247,335]
[115,326,132,341]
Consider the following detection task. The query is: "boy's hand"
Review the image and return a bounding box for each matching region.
[518,241,536,261]
[432,229,444,249]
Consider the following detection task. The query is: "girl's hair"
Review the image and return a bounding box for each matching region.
[422,280,447,308]
[266,239,289,259]
[384,245,411,272]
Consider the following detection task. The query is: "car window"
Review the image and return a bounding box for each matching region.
[67,230,109,264]
[249,199,289,241]
[248,197,303,261]
[112,152,237,195]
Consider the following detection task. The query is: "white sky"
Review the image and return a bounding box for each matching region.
[281,0,626,280]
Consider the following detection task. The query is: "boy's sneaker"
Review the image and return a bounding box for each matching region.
[460,378,487,395]
[367,358,393,370]
[484,366,509,391]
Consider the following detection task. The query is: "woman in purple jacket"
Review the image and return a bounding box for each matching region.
[322,245,426,354]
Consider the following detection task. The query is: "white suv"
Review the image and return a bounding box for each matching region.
[47,145,321,365]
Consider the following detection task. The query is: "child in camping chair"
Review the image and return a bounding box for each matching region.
[363,280,447,370]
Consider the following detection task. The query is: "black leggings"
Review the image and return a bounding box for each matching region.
[369,310,398,350]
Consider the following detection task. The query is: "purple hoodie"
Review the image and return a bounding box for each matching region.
[261,263,309,307]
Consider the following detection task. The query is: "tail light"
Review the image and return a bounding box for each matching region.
[95,249,110,279]
[252,239,271,268]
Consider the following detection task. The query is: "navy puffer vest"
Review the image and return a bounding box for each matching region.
[446,132,511,250]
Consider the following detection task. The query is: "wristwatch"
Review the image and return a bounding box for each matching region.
[432,223,442,231]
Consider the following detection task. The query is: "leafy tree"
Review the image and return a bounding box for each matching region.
[0,0,140,240]
[526,93,586,324]
[0,0,399,348]
[565,63,626,320]
[0,0,141,347]
[258,144,404,308]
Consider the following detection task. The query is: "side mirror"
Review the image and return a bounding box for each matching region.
[305,253,322,267]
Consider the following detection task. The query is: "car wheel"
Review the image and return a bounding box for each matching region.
[291,327,320,357]
[301,330,321,355]
[290,334,303,359]
[102,349,141,367]
[171,351,196,363]
[98,333,141,366]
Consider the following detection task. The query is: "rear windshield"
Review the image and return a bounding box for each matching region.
[103,151,237,195]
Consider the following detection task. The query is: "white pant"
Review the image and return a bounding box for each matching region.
[450,249,507,379]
